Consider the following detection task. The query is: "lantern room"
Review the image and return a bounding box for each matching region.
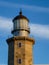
[12,10,30,36]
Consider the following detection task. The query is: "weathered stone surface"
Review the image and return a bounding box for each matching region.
[7,36,34,65]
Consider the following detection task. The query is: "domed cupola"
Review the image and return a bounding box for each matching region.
[12,10,30,36]
[13,10,29,22]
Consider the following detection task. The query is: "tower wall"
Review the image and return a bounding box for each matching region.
[8,41,14,65]
[7,36,34,65]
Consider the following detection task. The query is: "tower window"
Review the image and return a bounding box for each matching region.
[18,59,21,64]
[18,43,21,47]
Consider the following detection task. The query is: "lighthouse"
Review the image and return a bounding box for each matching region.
[6,10,35,65]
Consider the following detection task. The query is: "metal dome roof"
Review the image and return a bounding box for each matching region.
[13,11,29,22]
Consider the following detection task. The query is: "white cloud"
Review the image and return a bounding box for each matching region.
[0,16,49,39]
[0,17,12,38]
[0,16,12,30]
[0,1,49,12]
[30,23,49,39]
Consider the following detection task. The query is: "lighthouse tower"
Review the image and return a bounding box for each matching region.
[6,10,35,65]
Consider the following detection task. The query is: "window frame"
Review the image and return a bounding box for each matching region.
[18,42,22,47]
[18,58,22,64]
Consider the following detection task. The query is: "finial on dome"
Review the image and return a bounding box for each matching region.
[19,8,22,15]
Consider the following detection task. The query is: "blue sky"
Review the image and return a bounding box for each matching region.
[0,0,49,64]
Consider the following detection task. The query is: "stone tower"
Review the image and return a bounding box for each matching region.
[6,10,35,65]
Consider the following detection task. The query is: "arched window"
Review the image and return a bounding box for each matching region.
[18,59,21,64]
[18,42,21,47]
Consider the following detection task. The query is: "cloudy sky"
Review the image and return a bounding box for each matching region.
[0,0,49,64]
